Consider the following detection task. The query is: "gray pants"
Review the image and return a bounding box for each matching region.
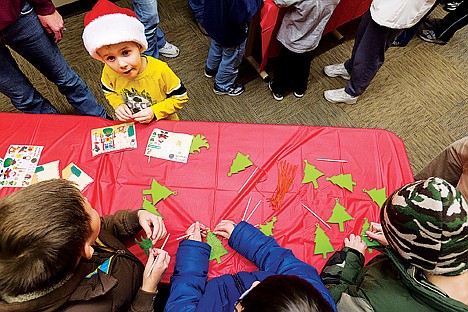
[344,11,403,97]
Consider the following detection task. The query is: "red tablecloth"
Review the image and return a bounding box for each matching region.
[259,0,373,71]
[0,113,414,283]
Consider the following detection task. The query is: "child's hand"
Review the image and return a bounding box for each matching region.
[142,248,170,293]
[213,220,236,239]
[115,104,133,121]
[365,222,388,246]
[344,234,367,255]
[132,107,155,124]
[138,210,167,242]
[185,221,208,242]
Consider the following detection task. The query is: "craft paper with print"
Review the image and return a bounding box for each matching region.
[0,145,43,187]
[91,123,137,156]
[34,160,60,183]
[62,163,94,191]
[145,129,193,163]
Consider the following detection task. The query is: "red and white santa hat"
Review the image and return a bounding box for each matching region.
[82,0,148,60]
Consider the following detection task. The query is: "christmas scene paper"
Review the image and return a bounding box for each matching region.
[145,129,193,163]
[91,123,137,156]
[0,145,43,187]
[62,163,93,191]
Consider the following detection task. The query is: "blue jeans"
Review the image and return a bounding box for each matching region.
[133,0,167,59]
[189,0,204,23]
[206,39,246,91]
[0,2,105,117]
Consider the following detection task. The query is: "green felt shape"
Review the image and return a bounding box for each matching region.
[259,216,278,236]
[135,235,153,256]
[190,134,210,154]
[142,196,163,218]
[314,224,334,259]
[143,179,176,205]
[327,198,354,232]
[71,165,82,177]
[301,160,324,188]
[363,187,387,209]
[360,218,380,253]
[326,173,356,192]
[35,166,44,173]
[206,232,228,264]
[228,152,253,176]
[128,124,135,136]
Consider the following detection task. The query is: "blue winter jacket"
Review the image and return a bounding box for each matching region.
[164,222,337,312]
[203,0,262,47]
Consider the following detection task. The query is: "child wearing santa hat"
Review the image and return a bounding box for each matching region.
[82,0,188,123]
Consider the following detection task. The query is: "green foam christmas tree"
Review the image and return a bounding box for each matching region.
[360,218,380,253]
[206,232,228,263]
[314,224,334,259]
[327,198,354,232]
[228,152,253,176]
[135,235,153,256]
[326,173,356,192]
[190,134,210,154]
[259,216,278,236]
[301,160,324,188]
[142,179,176,205]
[363,187,387,209]
[142,196,163,218]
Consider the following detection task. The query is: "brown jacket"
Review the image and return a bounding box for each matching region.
[0,210,155,312]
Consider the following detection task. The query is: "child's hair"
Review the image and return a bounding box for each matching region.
[240,275,335,312]
[0,179,92,296]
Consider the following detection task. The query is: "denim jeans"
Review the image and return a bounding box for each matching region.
[133,0,167,59]
[206,39,246,91]
[189,0,204,23]
[0,2,105,117]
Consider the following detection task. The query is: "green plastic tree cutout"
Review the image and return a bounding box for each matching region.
[190,134,210,154]
[259,216,278,236]
[314,224,334,259]
[206,232,229,263]
[228,152,253,176]
[363,187,387,209]
[142,179,177,205]
[302,160,324,188]
[135,235,153,256]
[142,196,163,218]
[360,218,380,253]
[327,198,354,232]
[326,173,356,192]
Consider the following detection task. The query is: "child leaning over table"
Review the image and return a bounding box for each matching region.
[0,179,170,311]
[164,220,337,312]
[320,177,468,311]
[82,0,188,124]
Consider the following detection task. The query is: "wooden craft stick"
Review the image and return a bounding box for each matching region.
[316,158,348,163]
[147,233,170,276]
[301,204,331,229]
[363,232,383,237]
[238,167,259,193]
[175,230,202,241]
[241,197,252,221]
[245,199,262,222]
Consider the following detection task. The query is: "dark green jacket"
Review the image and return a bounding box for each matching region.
[320,247,468,312]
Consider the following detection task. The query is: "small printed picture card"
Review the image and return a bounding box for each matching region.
[145,128,193,163]
[62,163,93,191]
[0,145,43,187]
[91,122,137,156]
[33,160,60,184]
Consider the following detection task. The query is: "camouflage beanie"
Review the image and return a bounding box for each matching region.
[381,177,468,276]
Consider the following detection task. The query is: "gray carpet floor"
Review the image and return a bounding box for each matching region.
[0,0,466,175]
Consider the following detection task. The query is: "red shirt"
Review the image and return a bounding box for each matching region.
[0,0,56,30]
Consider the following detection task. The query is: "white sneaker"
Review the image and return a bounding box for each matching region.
[324,63,350,80]
[324,88,358,104]
[159,42,179,58]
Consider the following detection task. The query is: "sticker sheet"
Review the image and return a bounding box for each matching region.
[0,145,43,187]
[91,123,137,156]
[62,163,94,191]
[145,129,193,163]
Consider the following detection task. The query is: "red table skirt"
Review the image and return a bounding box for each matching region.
[0,113,413,283]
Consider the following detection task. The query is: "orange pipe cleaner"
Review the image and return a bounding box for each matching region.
[269,160,298,210]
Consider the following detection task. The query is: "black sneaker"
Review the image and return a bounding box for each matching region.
[268,81,284,101]
[205,66,217,78]
[419,29,447,45]
[423,17,442,29]
[293,91,304,98]
[213,83,245,96]
[444,1,460,11]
